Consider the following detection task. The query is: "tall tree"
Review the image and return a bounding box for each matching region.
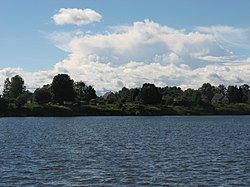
[117,87,131,103]
[199,83,215,103]
[138,83,162,104]
[75,81,86,101]
[3,78,11,98]
[161,86,183,105]
[84,85,97,101]
[51,74,76,104]
[227,86,241,103]
[174,88,201,107]
[3,75,26,99]
[215,84,226,94]
[130,88,140,102]
[74,81,97,101]
[239,84,249,103]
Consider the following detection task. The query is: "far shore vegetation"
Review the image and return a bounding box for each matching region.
[1,74,250,116]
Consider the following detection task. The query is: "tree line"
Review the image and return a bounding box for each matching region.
[116,83,250,106]
[0,74,97,111]
[0,73,250,113]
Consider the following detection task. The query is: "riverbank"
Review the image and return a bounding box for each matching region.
[1,103,250,117]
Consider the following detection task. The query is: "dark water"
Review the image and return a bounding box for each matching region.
[0,116,249,186]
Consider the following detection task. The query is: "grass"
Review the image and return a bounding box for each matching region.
[4,102,250,116]
[214,103,250,115]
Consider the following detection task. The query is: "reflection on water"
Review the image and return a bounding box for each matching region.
[0,116,249,186]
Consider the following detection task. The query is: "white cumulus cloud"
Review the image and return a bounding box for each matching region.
[50,19,234,67]
[52,8,102,26]
[1,20,250,95]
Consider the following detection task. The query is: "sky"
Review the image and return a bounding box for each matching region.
[0,0,250,94]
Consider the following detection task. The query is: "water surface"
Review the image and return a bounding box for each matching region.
[0,116,249,186]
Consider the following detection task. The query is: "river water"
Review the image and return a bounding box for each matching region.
[0,116,249,186]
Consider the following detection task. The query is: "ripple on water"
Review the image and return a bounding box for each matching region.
[0,116,249,186]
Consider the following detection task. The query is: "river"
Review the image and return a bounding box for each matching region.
[0,116,249,186]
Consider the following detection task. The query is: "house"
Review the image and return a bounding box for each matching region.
[211,93,229,104]
[103,91,116,102]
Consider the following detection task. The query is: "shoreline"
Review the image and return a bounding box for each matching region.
[1,103,250,117]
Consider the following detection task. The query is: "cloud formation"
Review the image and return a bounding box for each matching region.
[196,25,250,50]
[1,20,250,94]
[52,8,102,26]
[51,20,236,67]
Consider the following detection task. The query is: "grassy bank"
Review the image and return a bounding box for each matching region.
[1,103,250,117]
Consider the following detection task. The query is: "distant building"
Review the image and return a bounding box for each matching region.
[211,93,229,104]
[103,91,116,102]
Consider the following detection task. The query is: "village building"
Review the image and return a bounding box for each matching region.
[103,91,116,102]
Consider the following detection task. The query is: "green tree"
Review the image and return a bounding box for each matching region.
[130,88,140,102]
[75,81,86,100]
[138,83,162,104]
[3,75,25,99]
[34,87,52,105]
[174,88,201,107]
[74,81,97,101]
[199,83,215,103]
[116,87,140,103]
[3,78,11,98]
[16,93,29,108]
[10,75,26,98]
[187,89,202,106]
[161,86,183,105]
[51,74,76,104]
[84,85,97,101]
[227,86,241,103]
[239,84,249,103]
[117,87,131,103]
[215,84,226,94]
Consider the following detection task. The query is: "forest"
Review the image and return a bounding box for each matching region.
[0,74,250,116]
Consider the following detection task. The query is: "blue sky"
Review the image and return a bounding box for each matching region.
[0,0,250,92]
